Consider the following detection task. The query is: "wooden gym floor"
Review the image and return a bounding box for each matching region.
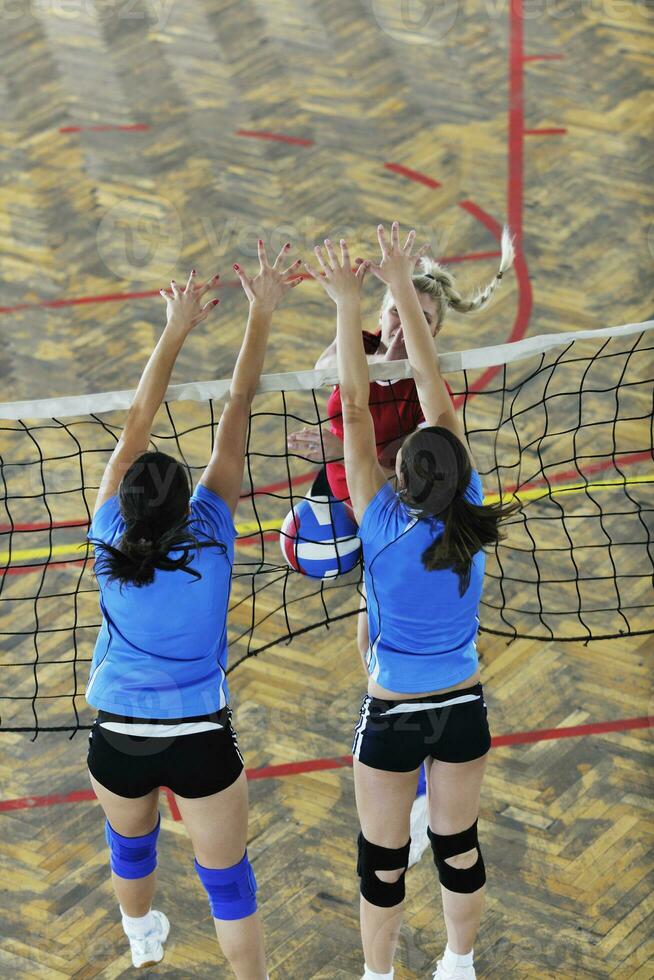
[0,0,652,977]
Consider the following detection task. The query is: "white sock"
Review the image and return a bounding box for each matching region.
[362,966,394,980]
[120,907,156,939]
[443,945,473,971]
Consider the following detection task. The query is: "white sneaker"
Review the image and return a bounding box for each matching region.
[124,910,170,969]
[432,960,476,980]
[408,793,430,867]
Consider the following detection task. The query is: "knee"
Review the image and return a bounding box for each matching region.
[357,832,410,908]
[444,847,479,870]
[105,814,160,880]
[195,851,258,921]
[428,820,486,894]
[374,867,405,884]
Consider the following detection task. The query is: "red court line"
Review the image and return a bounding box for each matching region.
[0,247,494,315]
[0,473,316,536]
[4,450,649,571]
[525,128,567,136]
[0,290,161,315]
[163,788,182,821]
[2,558,89,577]
[235,129,314,147]
[508,0,525,243]
[441,250,501,265]
[59,124,150,134]
[455,201,532,401]
[384,163,441,189]
[0,716,649,816]
[521,450,652,491]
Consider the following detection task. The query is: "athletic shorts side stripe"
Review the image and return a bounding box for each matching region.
[352,696,372,760]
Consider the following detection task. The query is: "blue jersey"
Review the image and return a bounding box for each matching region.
[86,484,236,718]
[358,472,485,693]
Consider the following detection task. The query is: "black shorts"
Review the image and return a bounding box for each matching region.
[352,682,491,772]
[87,705,244,799]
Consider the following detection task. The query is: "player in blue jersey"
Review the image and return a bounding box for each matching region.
[304,222,517,980]
[86,243,302,977]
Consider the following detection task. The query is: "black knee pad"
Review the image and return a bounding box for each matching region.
[357,832,410,908]
[428,819,486,894]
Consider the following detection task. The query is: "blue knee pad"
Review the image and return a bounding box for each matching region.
[105,814,160,880]
[416,763,427,798]
[195,851,258,921]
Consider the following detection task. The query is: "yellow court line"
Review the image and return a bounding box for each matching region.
[1,477,652,566]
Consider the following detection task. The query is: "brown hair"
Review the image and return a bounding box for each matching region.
[399,426,519,595]
[90,451,225,588]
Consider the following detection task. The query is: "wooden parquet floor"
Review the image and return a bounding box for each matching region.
[0,0,652,977]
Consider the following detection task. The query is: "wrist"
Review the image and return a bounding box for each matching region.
[336,294,361,311]
[249,299,275,318]
[164,316,191,338]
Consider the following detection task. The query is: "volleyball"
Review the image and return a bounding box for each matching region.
[280,495,361,579]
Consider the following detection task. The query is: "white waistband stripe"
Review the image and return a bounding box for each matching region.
[379,694,481,715]
[99,720,222,737]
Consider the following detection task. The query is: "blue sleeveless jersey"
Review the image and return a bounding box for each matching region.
[86,484,236,718]
[358,472,485,693]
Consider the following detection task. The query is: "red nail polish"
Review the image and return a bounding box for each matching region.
[285,242,291,249]
[258,239,263,246]
[213,299,220,306]
[191,268,196,275]
[233,264,239,271]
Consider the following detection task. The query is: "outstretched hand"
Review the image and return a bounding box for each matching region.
[304,238,370,305]
[160,269,221,334]
[234,240,303,312]
[287,425,344,463]
[367,221,430,287]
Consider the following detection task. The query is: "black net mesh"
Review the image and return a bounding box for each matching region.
[0,325,652,734]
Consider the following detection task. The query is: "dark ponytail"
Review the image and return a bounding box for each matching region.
[91,451,225,589]
[399,427,519,596]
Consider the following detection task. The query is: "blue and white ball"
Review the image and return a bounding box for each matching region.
[280,495,361,579]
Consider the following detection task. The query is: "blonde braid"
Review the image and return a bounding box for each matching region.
[419,226,515,315]
[380,226,515,329]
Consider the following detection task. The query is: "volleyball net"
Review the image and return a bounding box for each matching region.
[1,321,652,734]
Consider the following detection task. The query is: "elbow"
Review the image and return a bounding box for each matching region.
[340,384,370,410]
[341,400,371,423]
[227,389,256,408]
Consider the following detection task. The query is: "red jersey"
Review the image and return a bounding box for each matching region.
[326,378,426,505]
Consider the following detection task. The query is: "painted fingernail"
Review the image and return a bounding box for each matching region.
[213,299,220,306]
[233,264,240,271]
[258,239,263,246]
[191,268,196,275]
[213,274,220,280]
[285,242,291,249]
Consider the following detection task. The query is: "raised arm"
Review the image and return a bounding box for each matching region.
[94,270,220,516]
[304,239,385,523]
[369,222,473,460]
[199,241,303,515]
